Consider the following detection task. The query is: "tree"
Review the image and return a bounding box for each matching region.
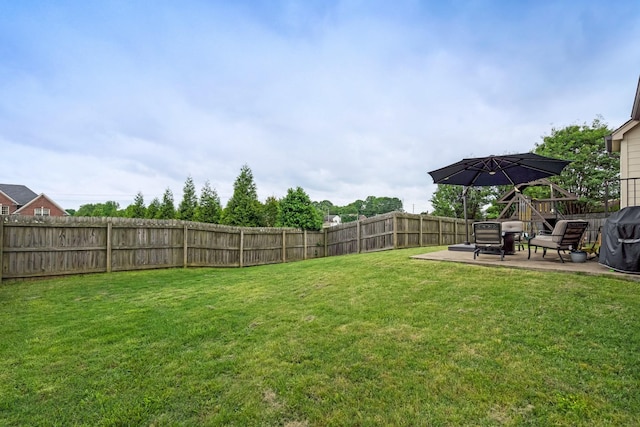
[278,187,322,230]
[429,186,459,218]
[534,118,619,214]
[360,196,403,217]
[146,197,161,219]
[221,164,264,227]
[312,200,335,221]
[195,181,222,223]
[430,185,494,220]
[177,176,197,221]
[311,197,405,222]
[157,188,175,219]
[337,203,360,223]
[74,201,120,217]
[74,203,96,217]
[263,196,280,227]
[123,192,146,218]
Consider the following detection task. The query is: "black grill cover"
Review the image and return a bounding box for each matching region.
[599,207,640,273]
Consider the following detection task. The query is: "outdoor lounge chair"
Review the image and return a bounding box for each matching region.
[527,220,589,263]
[473,221,505,261]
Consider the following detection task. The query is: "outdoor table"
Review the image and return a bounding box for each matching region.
[503,232,517,255]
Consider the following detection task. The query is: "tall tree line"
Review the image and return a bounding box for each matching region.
[312,196,404,223]
[74,165,323,230]
[73,163,405,229]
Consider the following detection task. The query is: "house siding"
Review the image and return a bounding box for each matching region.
[0,193,18,214]
[621,125,640,208]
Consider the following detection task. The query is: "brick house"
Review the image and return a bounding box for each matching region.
[0,184,68,217]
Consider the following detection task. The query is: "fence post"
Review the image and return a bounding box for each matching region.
[239,229,244,268]
[419,215,423,247]
[282,230,286,263]
[438,218,443,246]
[356,221,361,253]
[303,230,308,260]
[106,220,112,273]
[393,214,398,249]
[183,224,188,268]
[0,219,3,284]
[324,228,328,257]
[404,216,409,248]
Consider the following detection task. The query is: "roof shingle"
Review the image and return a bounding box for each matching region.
[0,184,38,205]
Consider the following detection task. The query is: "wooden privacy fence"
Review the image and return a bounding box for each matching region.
[0,213,468,281]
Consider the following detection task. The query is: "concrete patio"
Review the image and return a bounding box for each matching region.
[411,245,640,281]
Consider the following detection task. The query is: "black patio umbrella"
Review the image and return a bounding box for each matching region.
[428,152,571,187]
[428,152,571,244]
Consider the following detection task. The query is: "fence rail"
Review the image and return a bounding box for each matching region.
[0,213,469,281]
[620,177,640,208]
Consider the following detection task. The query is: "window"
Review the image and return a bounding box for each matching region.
[34,207,50,216]
[1,205,8,215]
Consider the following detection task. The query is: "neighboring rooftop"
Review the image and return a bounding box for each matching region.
[0,184,38,205]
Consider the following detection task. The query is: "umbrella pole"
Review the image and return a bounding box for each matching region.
[463,186,470,245]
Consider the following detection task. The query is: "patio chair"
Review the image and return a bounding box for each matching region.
[527,220,589,263]
[501,220,524,251]
[473,221,505,261]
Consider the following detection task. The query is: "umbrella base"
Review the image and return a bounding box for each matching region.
[448,243,475,252]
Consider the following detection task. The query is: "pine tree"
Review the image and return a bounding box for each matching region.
[158,188,175,219]
[127,191,146,218]
[177,176,197,221]
[221,164,264,227]
[195,180,222,223]
[146,197,161,219]
[263,196,280,227]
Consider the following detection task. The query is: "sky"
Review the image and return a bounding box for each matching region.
[2,0,639,214]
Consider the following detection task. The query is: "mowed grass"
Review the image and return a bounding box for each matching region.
[1,247,639,426]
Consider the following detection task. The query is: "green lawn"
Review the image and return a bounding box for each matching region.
[1,247,639,426]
